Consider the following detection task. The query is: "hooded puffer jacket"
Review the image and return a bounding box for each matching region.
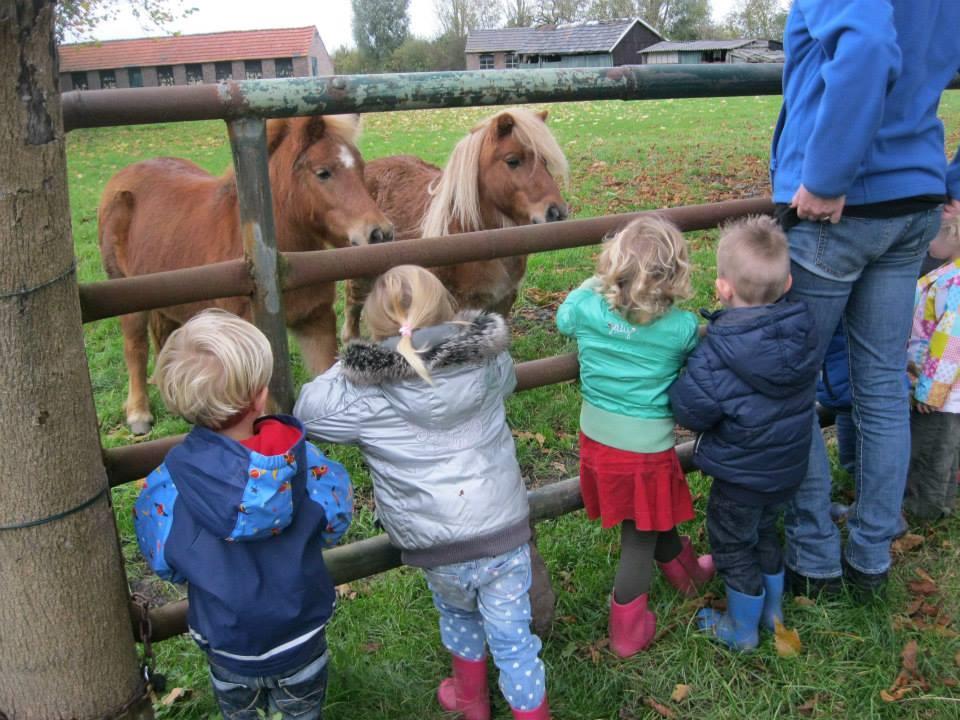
[294,311,531,568]
[134,416,352,676]
[668,300,819,506]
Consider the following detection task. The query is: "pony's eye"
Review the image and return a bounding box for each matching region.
[505,156,521,169]
[314,168,332,180]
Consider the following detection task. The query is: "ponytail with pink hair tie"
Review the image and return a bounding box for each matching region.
[399,323,413,338]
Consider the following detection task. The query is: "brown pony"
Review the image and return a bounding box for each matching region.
[99,115,394,434]
[341,107,569,342]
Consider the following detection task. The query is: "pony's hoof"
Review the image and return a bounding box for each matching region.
[129,419,153,436]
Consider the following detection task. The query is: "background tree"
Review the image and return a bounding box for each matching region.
[724,0,789,39]
[587,1,715,39]
[504,0,536,27]
[435,0,502,38]
[352,0,411,65]
[57,0,196,41]
[1,2,151,718]
[535,0,589,24]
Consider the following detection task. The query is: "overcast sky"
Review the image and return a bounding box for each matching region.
[67,0,741,51]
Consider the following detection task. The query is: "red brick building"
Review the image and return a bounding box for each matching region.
[58,26,333,92]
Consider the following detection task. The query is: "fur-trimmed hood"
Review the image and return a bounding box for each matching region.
[341,310,510,385]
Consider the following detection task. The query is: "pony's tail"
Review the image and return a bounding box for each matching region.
[396,324,434,385]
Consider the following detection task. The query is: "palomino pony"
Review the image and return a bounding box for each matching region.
[99,115,394,434]
[341,107,569,342]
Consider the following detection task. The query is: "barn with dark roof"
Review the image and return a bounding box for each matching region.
[58,26,333,92]
[465,18,663,71]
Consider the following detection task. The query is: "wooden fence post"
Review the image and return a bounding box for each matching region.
[0,3,152,718]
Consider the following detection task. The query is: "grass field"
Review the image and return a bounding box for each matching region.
[68,93,960,719]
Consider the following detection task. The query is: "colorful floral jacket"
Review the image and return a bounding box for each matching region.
[134,415,352,676]
[909,259,960,413]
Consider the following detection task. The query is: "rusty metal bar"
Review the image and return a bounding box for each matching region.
[228,117,295,414]
[136,407,840,643]
[104,352,582,486]
[60,67,960,131]
[80,198,773,323]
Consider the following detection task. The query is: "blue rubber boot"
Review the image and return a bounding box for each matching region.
[760,571,785,633]
[697,586,764,651]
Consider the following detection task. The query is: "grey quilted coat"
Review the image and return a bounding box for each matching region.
[293,312,530,567]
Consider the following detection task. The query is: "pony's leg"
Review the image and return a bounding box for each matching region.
[120,311,154,435]
[528,528,556,637]
[340,279,366,344]
[293,305,338,376]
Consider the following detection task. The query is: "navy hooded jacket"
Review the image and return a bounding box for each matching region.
[134,415,352,676]
[668,301,819,506]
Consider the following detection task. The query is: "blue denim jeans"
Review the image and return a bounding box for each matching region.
[208,640,329,720]
[424,544,546,713]
[834,410,855,476]
[784,210,942,578]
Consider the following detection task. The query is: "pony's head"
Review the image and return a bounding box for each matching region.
[266,115,394,248]
[422,107,569,238]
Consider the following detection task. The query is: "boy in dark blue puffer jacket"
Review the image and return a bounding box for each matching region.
[669,216,818,651]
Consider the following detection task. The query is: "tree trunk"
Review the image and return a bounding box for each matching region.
[0,3,152,718]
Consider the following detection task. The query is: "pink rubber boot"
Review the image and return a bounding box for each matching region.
[512,697,551,719]
[437,654,490,720]
[658,536,715,597]
[608,593,657,657]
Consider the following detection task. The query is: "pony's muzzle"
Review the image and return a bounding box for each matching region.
[351,224,395,246]
[546,203,568,222]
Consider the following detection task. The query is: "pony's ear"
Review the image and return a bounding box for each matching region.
[303,115,327,141]
[537,109,549,122]
[496,112,515,137]
[266,119,290,155]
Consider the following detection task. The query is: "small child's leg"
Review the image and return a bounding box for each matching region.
[653,527,682,564]
[757,503,786,632]
[476,545,547,715]
[614,520,657,603]
[655,527,715,595]
[904,410,960,521]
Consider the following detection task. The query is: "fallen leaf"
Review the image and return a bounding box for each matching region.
[797,694,822,716]
[793,595,816,607]
[362,642,382,653]
[915,568,936,583]
[670,684,691,703]
[880,687,914,702]
[955,651,960,667]
[908,580,938,596]
[774,619,802,657]
[901,640,919,674]
[892,533,924,553]
[161,688,188,706]
[943,677,958,688]
[643,697,676,718]
[905,597,924,616]
[335,583,358,600]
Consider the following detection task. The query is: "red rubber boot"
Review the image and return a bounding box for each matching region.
[608,593,657,657]
[437,654,490,720]
[658,536,715,597]
[511,697,551,719]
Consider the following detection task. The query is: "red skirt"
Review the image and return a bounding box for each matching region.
[579,432,694,531]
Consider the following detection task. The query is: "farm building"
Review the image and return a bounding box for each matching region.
[638,38,784,65]
[58,26,333,92]
[465,18,664,70]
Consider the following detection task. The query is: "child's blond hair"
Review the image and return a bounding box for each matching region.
[717,216,790,305]
[362,265,458,383]
[152,309,273,429]
[596,215,692,325]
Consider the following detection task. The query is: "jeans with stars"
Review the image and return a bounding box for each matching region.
[423,543,546,712]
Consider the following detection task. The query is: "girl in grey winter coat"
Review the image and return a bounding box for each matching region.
[294,265,551,720]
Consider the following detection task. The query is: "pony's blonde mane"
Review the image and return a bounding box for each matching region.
[322,114,362,146]
[421,108,569,238]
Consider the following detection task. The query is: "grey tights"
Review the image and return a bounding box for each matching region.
[613,521,683,604]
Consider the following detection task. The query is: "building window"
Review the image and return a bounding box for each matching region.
[157,65,175,86]
[479,54,494,70]
[311,57,318,76]
[244,60,263,79]
[127,67,143,87]
[505,53,519,69]
[185,63,204,84]
[70,71,89,90]
[215,62,232,81]
[275,57,294,78]
[99,69,117,89]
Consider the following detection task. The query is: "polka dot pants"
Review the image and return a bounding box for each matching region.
[424,544,546,712]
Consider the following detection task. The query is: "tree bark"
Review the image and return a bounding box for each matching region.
[0,3,152,718]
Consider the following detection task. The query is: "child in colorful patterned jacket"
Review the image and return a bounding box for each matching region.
[905,214,960,522]
[134,309,352,720]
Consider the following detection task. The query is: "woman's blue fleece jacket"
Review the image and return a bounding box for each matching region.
[134,415,352,676]
[668,301,819,506]
[771,0,960,204]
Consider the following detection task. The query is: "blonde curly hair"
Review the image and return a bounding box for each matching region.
[595,215,692,325]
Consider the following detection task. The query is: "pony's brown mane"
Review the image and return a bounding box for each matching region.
[420,107,568,238]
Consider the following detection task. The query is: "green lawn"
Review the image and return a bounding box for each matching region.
[68,93,960,719]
